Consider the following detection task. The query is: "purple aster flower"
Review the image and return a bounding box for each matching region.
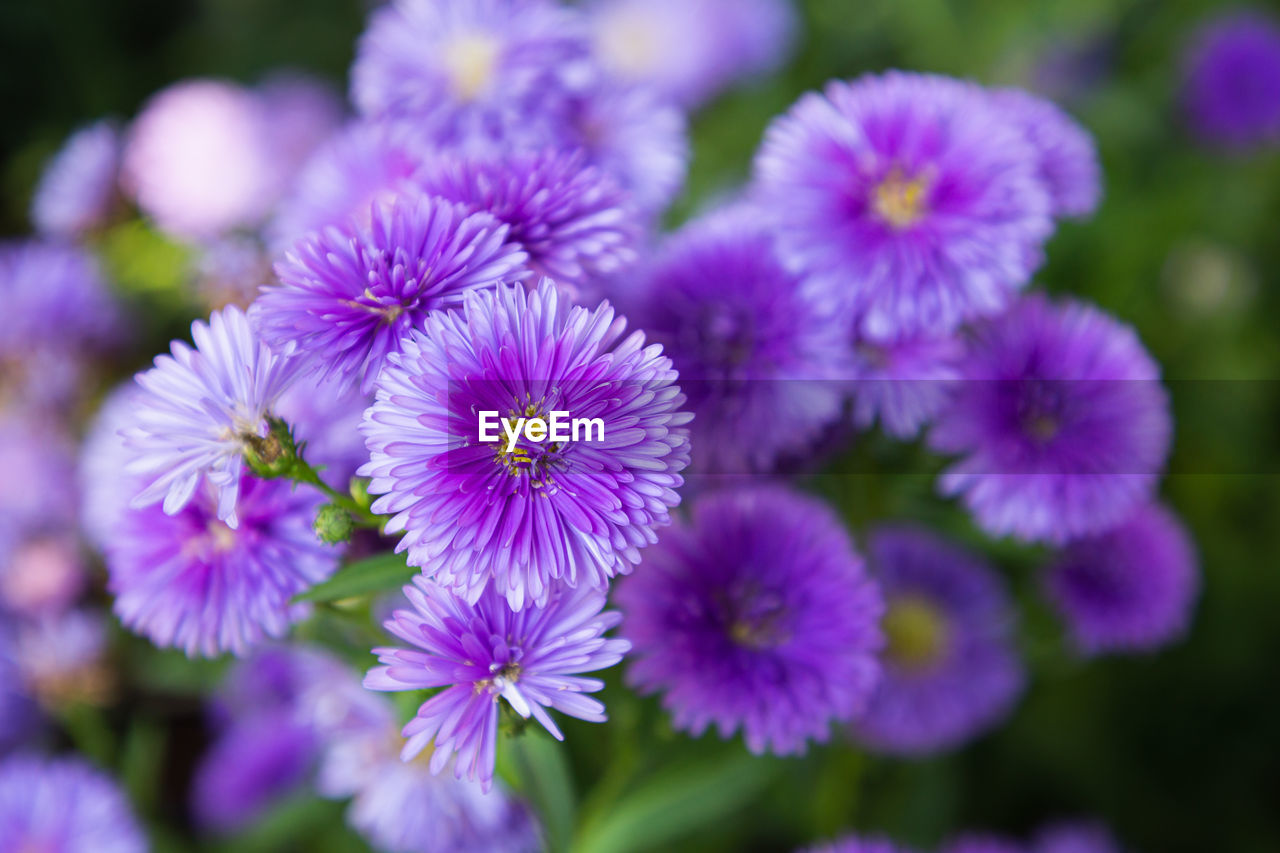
[1033,821,1123,853]
[1044,502,1198,655]
[942,836,1026,853]
[853,525,1024,756]
[1183,12,1280,147]
[416,147,641,292]
[31,120,121,238]
[850,330,964,439]
[256,72,345,181]
[123,306,303,527]
[361,279,690,608]
[192,710,317,832]
[268,121,431,252]
[928,295,1171,544]
[753,71,1054,339]
[0,634,39,752]
[79,383,143,551]
[101,476,339,657]
[259,193,527,392]
[351,0,588,144]
[625,205,851,472]
[0,412,77,549]
[0,753,146,853]
[0,536,86,617]
[618,486,884,755]
[588,0,796,109]
[122,79,279,240]
[799,835,916,853]
[992,88,1102,219]
[365,577,629,791]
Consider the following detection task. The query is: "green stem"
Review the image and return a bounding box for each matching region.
[289,458,382,529]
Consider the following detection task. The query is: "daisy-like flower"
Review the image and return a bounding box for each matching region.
[799,835,915,853]
[361,279,691,609]
[417,147,641,292]
[617,486,884,755]
[849,330,964,439]
[268,121,432,252]
[124,306,303,527]
[853,525,1024,756]
[1033,821,1123,853]
[1183,12,1280,148]
[587,0,796,109]
[928,295,1171,544]
[259,194,527,393]
[0,753,146,853]
[625,205,851,472]
[31,120,121,238]
[992,88,1102,220]
[1044,503,1198,656]
[101,475,339,658]
[365,577,629,791]
[351,0,587,144]
[753,71,1054,339]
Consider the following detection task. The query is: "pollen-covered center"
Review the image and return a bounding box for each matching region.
[444,33,501,101]
[488,397,567,492]
[883,595,950,670]
[871,168,930,229]
[722,584,790,650]
[1016,379,1066,444]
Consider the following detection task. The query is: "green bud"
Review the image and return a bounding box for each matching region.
[348,477,373,511]
[314,503,355,545]
[243,417,298,479]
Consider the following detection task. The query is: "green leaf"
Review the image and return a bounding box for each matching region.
[506,733,577,853]
[293,551,415,603]
[570,753,776,853]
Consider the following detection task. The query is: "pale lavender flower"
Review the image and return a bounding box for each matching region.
[992,88,1102,219]
[850,330,964,439]
[31,120,121,238]
[0,754,146,853]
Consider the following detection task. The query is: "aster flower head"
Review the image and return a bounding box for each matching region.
[122,79,280,240]
[101,475,339,658]
[588,0,796,109]
[416,146,641,292]
[10,610,112,709]
[1044,503,1198,656]
[259,193,527,392]
[1183,12,1280,147]
[992,88,1102,219]
[256,73,345,180]
[753,71,1054,339]
[365,577,629,791]
[351,0,588,144]
[1033,821,1123,853]
[31,120,121,238]
[850,329,965,439]
[929,295,1171,544]
[626,205,851,472]
[0,754,146,853]
[124,306,303,527]
[853,525,1024,756]
[269,120,432,251]
[618,486,884,756]
[361,279,691,609]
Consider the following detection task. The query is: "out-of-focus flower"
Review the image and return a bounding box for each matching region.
[853,526,1024,755]
[351,0,588,145]
[626,205,850,472]
[0,537,87,617]
[1044,503,1198,655]
[417,147,640,292]
[942,836,1025,853]
[79,384,142,551]
[101,476,339,658]
[269,121,430,251]
[1183,12,1280,147]
[753,71,1053,339]
[12,610,112,709]
[256,73,345,180]
[123,306,303,527]
[191,236,272,310]
[121,79,279,240]
[1032,821,1123,853]
[31,120,121,238]
[993,88,1102,219]
[361,280,690,609]
[0,753,146,853]
[799,836,917,853]
[618,487,884,755]
[191,710,317,833]
[587,0,795,109]
[260,194,526,392]
[366,577,628,792]
[0,634,39,752]
[929,295,1170,544]
[849,331,964,439]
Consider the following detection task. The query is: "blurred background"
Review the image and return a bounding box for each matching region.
[2,0,1279,851]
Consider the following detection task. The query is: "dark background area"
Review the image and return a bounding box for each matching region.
[3,0,1279,850]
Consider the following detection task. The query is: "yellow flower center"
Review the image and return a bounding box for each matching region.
[444,34,501,101]
[871,170,930,229]
[882,595,949,670]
